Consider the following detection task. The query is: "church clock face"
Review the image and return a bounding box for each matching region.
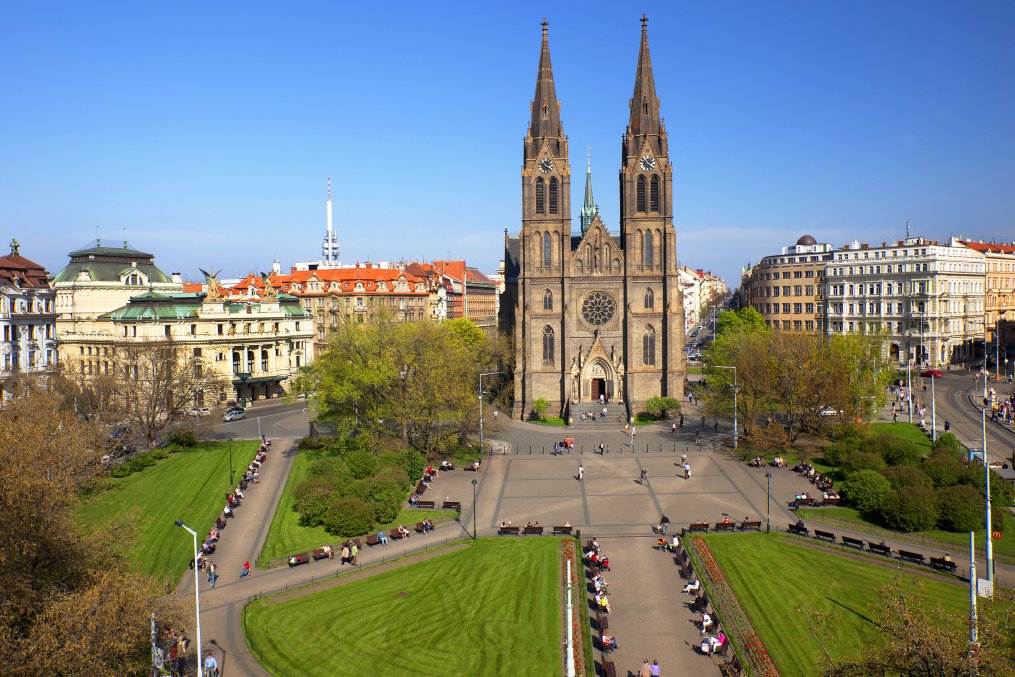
[581,291,617,326]
[640,155,656,171]
[539,158,554,173]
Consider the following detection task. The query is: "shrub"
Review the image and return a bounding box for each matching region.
[531,398,549,420]
[935,485,983,532]
[840,470,892,512]
[931,433,962,454]
[346,449,379,479]
[875,435,923,467]
[840,451,887,476]
[646,396,681,419]
[169,430,198,448]
[292,474,335,520]
[882,465,933,490]
[923,450,966,487]
[395,449,427,483]
[823,436,864,466]
[879,488,939,532]
[323,496,377,537]
[962,465,1015,509]
[306,457,352,482]
[298,435,332,450]
[109,451,159,478]
[296,490,333,528]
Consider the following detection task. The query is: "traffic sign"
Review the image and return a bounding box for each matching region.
[992,530,1002,541]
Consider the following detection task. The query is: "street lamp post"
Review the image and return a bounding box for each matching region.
[906,362,913,424]
[478,371,503,455]
[930,375,937,441]
[980,337,995,586]
[713,365,738,448]
[175,519,203,677]
[765,472,772,533]
[227,436,234,487]
[471,478,478,540]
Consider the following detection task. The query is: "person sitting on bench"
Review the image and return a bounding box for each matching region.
[377,530,388,545]
[599,556,610,570]
[471,461,480,471]
[656,537,668,549]
[321,544,333,559]
[700,611,713,635]
[209,529,219,542]
[396,525,410,540]
[409,492,419,507]
[422,519,434,534]
[440,460,454,471]
[235,486,244,499]
[683,579,700,594]
[223,504,233,518]
[593,574,607,593]
[794,492,810,502]
[601,630,618,653]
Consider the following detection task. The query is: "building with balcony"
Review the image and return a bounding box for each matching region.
[748,235,833,332]
[58,281,313,405]
[825,236,985,366]
[959,239,1015,354]
[0,239,57,399]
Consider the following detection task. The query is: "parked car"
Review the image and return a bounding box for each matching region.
[224,405,245,415]
[920,369,943,378]
[187,406,211,416]
[819,406,842,417]
[222,410,246,422]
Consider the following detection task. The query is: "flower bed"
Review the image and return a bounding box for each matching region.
[560,538,588,675]
[687,536,778,676]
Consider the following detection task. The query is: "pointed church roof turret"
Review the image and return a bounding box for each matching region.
[628,15,661,138]
[580,148,598,235]
[529,19,561,141]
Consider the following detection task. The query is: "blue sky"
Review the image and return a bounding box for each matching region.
[2,1,1014,288]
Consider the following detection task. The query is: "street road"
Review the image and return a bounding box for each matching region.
[188,399,314,442]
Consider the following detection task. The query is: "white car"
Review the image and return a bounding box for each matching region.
[222,410,246,422]
[187,406,211,416]
[819,406,842,417]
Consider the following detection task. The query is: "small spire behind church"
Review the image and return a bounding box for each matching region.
[580,147,598,235]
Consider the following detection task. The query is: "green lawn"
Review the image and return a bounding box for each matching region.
[76,440,261,579]
[531,416,567,426]
[797,505,1015,562]
[701,533,968,676]
[244,538,561,676]
[869,422,933,450]
[256,447,456,567]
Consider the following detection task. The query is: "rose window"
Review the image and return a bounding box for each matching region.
[581,291,616,326]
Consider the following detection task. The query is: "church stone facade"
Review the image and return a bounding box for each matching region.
[502,19,686,419]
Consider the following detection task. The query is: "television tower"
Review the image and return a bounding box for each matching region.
[321,177,339,264]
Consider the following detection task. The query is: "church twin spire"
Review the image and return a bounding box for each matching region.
[580,148,598,235]
[628,15,661,138]
[527,19,563,158]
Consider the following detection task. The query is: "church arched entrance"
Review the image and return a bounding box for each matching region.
[583,358,616,402]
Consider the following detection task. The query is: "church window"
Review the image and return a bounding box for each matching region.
[636,176,646,212]
[549,177,558,214]
[542,326,555,366]
[643,325,656,366]
[644,230,653,266]
[535,178,545,214]
[542,232,551,267]
[644,288,654,309]
[650,175,660,212]
[580,291,617,326]
[543,289,553,311]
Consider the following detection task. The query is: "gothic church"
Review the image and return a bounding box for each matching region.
[502,18,686,419]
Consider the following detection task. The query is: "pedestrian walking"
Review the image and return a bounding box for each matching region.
[553,441,559,456]
[679,413,684,428]
[598,442,605,455]
[672,421,677,435]
[640,467,648,485]
[640,659,652,677]
[650,659,661,676]
[683,462,691,480]
[207,561,217,588]
[240,561,251,578]
[714,420,719,432]
[944,420,951,432]
[578,464,584,481]
[893,412,898,423]
[350,543,359,565]
[681,450,687,465]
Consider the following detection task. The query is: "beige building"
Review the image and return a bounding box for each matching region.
[748,235,833,332]
[59,281,313,405]
[960,240,1015,352]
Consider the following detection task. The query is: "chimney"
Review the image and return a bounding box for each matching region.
[171,272,182,284]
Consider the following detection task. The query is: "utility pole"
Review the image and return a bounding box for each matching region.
[969,531,978,651]
[981,334,994,586]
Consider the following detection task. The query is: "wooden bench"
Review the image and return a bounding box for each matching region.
[714,522,736,532]
[602,660,617,677]
[215,517,227,529]
[868,542,892,557]
[841,536,865,550]
[679,564,694,580]
[794,497,817,507]
[739,520,762,531]
[788,522,809,536]
[416,500,436,509]
[898,549,926,564]
[498,525,520,535]
[822,496,842,506]
[414,521,433,534]
[415,482,427,494]
[930,557,958,573]
[594,612,608,630]
[464,463,480,472]
[720,655,744,677]
[443,500,462,510]
[814,529,836,542]
[365,534,381,546]
[287,552,310,567]
[552,525,573,535]
[311,546,333,560]
[345,538,362,549]
[686,522,710,533]
[690,594,709,613]
[523,526,544,535]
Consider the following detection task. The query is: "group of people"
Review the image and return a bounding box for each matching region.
[553,438,575,455]
[792,461,835,496]
[585,538,613,614]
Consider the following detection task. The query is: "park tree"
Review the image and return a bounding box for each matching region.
[823,579,1014,676]
[0,388,189,675]
[713,307,768,341]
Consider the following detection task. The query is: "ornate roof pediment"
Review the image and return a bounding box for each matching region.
[570,216,623,276]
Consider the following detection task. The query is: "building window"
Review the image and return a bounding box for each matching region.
[644,230,653,266]
[543,289,553,311]
[650,175,660,212]
[535,178,545,214]
[542,326,554,366]
[643,325,656,365]
[548,177,558,215]
[542,232,551,267]
[164,325,171,337]
[644,288,654,309]
[636,175,646,212]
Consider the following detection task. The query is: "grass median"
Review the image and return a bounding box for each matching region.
[76,440,261,580]
[244,538,561,675]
